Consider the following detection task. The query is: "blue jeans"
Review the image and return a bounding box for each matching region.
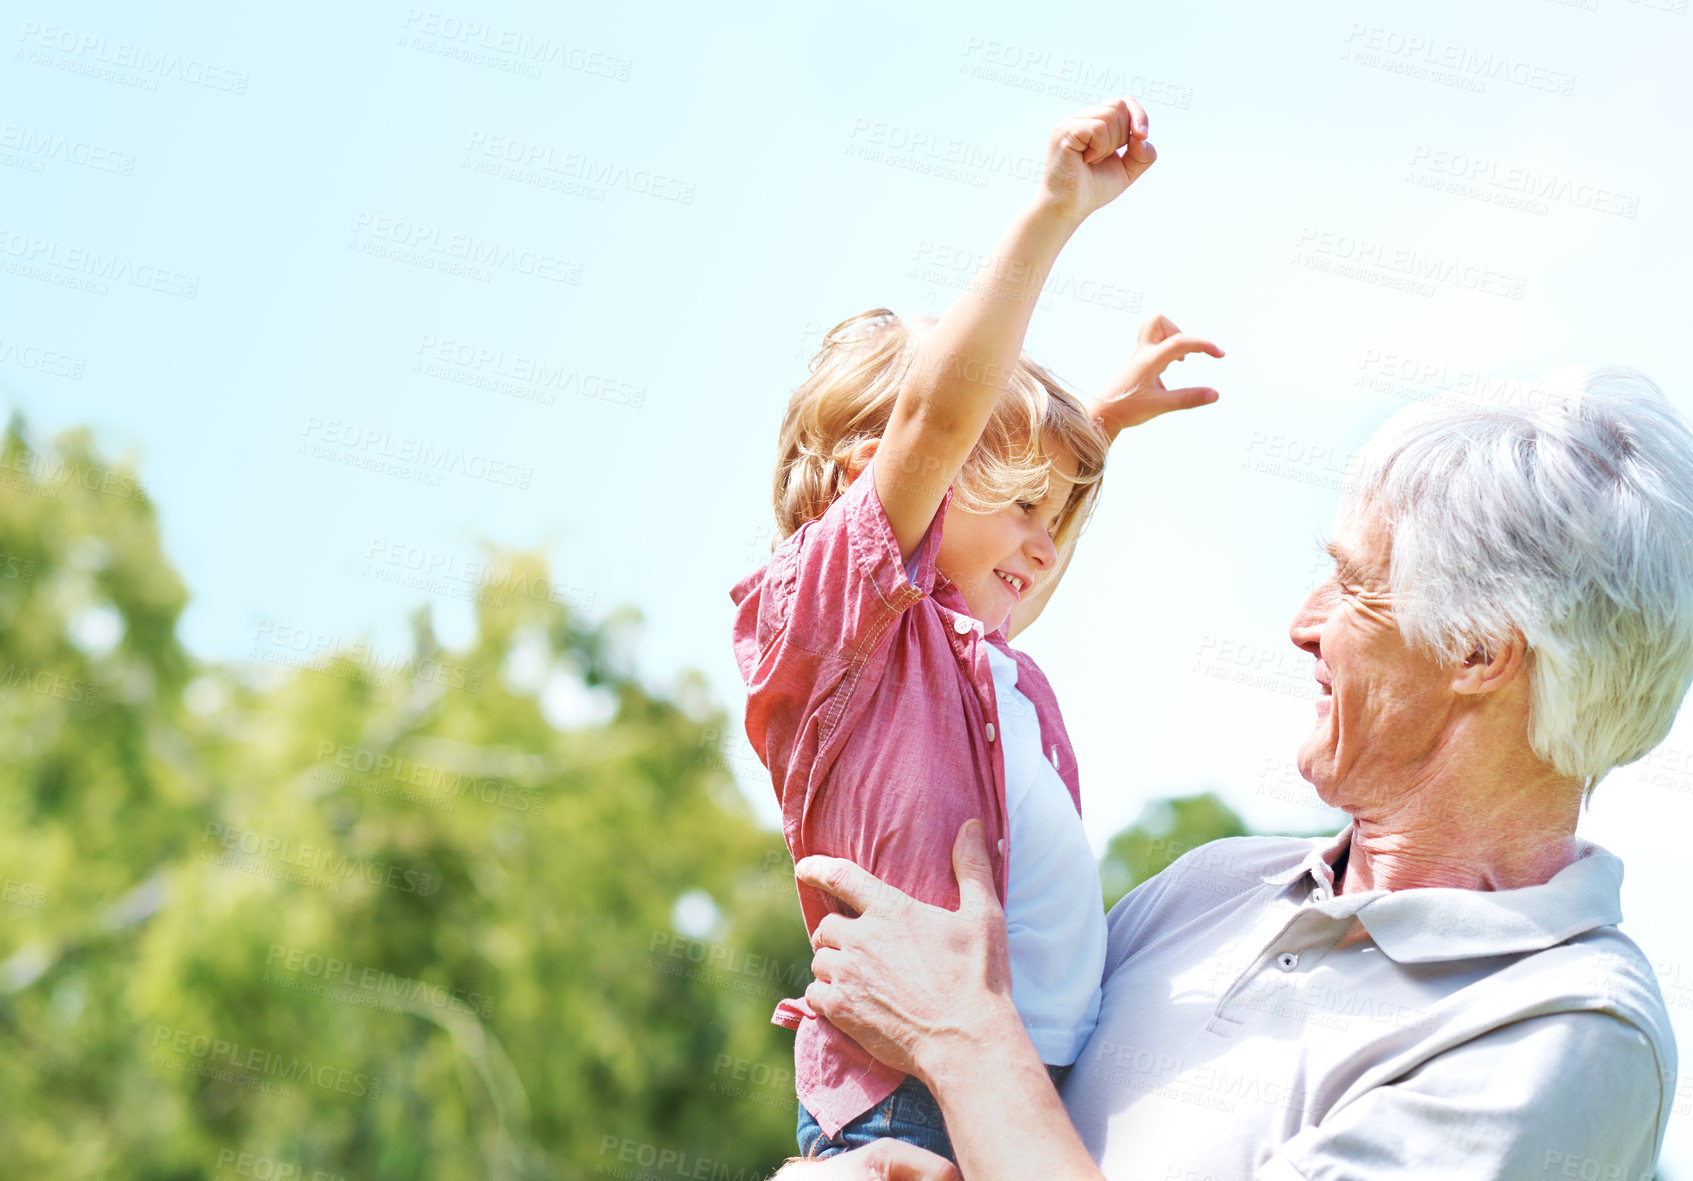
[795,1065,1071,1162]
[796,1075,952,1161]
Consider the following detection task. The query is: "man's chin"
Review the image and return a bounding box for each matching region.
[1294,741,1330,798]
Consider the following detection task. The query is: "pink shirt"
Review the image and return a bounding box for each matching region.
[729,468,1085,1138]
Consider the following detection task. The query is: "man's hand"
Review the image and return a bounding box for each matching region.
[1090,314,1224,440]
[796,829,1103,1181]
[1038,97,1156,225]
[796,821,1015,1083]
[770,1140,960,1181]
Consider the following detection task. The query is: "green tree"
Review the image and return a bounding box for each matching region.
[0,416,1381,1181]
[1097,792,1252,910]
[0,418,809,1179]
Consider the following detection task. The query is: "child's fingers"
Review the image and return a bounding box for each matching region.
[1059,98,1149,165]
[1119,386,1220,428]
[1058,116,1113,166]
[1093,98,1142,158]
[1077,117,1113,165]
[1090,97,1148,144]
[1162,386,1221,411]
[1119,95,1150,139]
[1142,333,1225,374]
[1080,103,1126,165]
[1098,383,1219,431]
[1137,314,1183,348]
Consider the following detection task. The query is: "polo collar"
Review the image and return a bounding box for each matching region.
[1263,825,1626,964]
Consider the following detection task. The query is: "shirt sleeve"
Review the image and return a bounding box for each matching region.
[732,460,950,820]
[1258,1011,1669,1181]
[750,457,944,665]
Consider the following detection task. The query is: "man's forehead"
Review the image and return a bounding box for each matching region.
[1328,511,1392,566]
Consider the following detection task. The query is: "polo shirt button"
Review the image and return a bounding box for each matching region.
[1276,951,1299,971]
[1312,886,1329,902]
[985,722,996,742]
[953,615,972,635]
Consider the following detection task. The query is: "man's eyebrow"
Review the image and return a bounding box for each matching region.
[1324,541,1359,576]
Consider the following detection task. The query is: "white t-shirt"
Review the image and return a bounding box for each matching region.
[985,640,1107,1066]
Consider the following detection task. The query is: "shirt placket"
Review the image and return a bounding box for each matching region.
[1208,885,1351,1035]
[946,606,1010,896]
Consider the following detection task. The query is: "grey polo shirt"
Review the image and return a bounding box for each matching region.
[1060,829,1677,1180]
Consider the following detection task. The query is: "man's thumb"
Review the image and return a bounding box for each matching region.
[952,820,998,915]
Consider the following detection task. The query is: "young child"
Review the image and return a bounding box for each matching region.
[729,97,1221,1162]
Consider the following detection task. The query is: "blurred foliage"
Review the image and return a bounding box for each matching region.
[0,418,1352,1180]
[0,417,809,1180]
[1098,791,1348,911]
[1098,792,1253,910]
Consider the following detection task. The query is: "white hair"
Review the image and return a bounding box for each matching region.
[1341,365,1693,794]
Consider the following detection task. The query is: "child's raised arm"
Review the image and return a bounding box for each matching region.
[873,98,1157,561]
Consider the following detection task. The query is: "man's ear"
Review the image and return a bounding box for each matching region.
[843,437,879,484]
[1451,631,1527,696]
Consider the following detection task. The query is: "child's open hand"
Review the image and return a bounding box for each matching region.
[1039,97,1156,224]
[1089,314,1224,439]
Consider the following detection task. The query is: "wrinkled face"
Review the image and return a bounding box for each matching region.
[1289,510,1460,810]
[936,462,1075,635]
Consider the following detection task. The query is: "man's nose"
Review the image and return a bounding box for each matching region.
[1289,583,1329,656]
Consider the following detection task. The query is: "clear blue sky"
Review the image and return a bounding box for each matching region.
[7,0,1693,1169]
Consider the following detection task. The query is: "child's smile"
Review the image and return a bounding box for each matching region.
[937,464,1076,632]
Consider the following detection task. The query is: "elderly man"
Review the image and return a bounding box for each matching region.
[782,367,1693,1181]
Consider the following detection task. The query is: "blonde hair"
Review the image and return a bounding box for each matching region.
[772,309,1109,556]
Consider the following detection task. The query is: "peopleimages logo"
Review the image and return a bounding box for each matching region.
[313,740,544,817]
[1341,24,1576,96]
[399,9,632,80]
[0,123,136,174]
[412,335,646,409]
[0,229,199,298]
[463,132,695,204]
[16,22,251,94]
[0,335,85,379]
[350,214,579,284]
[201,822,435,895]
[149,1026,381,1100]
[299,415,534,491]
[264,945,494,1019]
[1294,227,1527,301]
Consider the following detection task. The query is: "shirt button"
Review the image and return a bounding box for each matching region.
[985,722,996,743]
[1312,886,1330,902]
[1276,952,1299,972]
[953,615,972,635]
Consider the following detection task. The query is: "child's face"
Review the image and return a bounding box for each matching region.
[937,459,1075,634]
